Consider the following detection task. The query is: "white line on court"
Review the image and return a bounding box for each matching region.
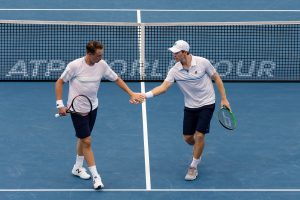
[1,189,300,192]
[137,9,152,191]
[0,9,300,12]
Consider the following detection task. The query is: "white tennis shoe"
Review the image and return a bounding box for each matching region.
[72,166,91,180]
[185,167,198,181]
[93,176,104,190]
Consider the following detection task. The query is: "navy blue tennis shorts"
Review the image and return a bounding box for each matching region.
[183,104,215,135]
[70,108,98,139]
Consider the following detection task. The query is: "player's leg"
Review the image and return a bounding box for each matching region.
[192,104,215,163]
[184,104,215,181]
[80,136,95,166]
[182,107,197,145]
[71,139,91,180]
[193,131,205,159]
[86,109,103,189]
[71,110,103,189]
[78,136,103,189]
[183,135,195,145]
[182,107,199,180]
[70,113,93,180]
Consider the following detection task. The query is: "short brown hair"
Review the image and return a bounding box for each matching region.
[86,40,104,54]
[181,50,190,55]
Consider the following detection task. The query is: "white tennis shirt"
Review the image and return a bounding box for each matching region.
[165,55,216,108]
[60,57,118,111]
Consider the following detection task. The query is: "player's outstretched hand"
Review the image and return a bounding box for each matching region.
[129,93,145,104]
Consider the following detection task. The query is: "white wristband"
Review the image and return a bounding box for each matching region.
[145,91,154,99]
[56,100,65,108]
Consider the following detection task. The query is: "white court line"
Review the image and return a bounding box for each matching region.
[0,9,300,12]
[137,9,151,191]
[1,189,300,192]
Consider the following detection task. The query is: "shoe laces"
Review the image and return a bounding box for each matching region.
[188,167,196,174]
[77,167,87,172]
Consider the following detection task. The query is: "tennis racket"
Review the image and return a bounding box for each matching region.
[55,95,92,118]
[218,106,236,130]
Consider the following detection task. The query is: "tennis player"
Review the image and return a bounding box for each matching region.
[143,40,231,181]
[55,40,144,190]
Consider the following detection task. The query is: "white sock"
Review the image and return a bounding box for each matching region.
[190,157,201,169]
[74,155,84,168]
[88,165,100,179]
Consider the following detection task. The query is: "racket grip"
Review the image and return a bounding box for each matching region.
[55,113,60,118]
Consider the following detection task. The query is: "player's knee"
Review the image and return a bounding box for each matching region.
[183,135,195,145]
[80,137,92,148]
[194,132,205,143]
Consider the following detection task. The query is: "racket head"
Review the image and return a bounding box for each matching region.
[218,106,236,130]
[69,95,93,115]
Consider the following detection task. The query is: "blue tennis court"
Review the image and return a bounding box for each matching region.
[1,0,300,200]
[1,82,300,199]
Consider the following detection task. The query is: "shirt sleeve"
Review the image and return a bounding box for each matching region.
[103,62,118,81]
[60,62,77,82]
[164,68,175,83]
[203,58,216,77]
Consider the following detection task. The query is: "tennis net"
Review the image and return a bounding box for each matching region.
[0,20,299,81]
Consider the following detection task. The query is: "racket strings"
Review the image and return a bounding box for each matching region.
[218,108,236,130]
[71,96,93,113]
[219,111,233,127]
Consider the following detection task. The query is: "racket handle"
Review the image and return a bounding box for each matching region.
[55,113,60,118]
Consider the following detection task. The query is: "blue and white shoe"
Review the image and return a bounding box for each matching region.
[93,176,104,190]
[72,166,91,180]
